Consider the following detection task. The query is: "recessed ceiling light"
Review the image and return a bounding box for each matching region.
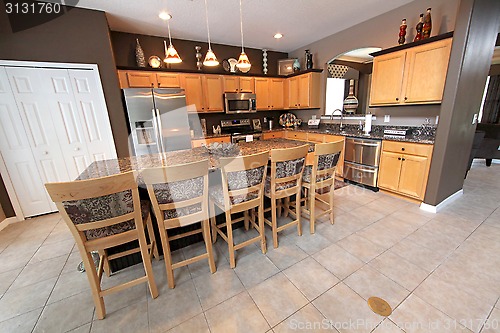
[274,33,283,39]
[159,12,172,20]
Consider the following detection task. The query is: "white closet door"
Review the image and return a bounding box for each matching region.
[43,68,91,180]
[0,68,54,217]
[69,69,117,162]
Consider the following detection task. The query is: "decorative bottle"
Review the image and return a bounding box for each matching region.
[293,58,301,72]
[414,14,424,42]
[398,19,407,45]
[422,8,432,39]
[135,38,146,67]
[305,49,313,69]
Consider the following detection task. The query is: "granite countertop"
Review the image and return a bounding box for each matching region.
[77,138,313,181]
[191,133,231,140]
[263,124,436,144]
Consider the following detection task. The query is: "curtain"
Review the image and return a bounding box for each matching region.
[481,75,500,124]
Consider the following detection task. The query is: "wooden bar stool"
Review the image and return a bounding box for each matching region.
[264,144,309,248]
[301,141,343,234]
[209,151,269,268]
[45,171,159,320]
[141,159,216,289]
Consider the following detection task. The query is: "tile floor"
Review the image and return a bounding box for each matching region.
[0,160,499,333]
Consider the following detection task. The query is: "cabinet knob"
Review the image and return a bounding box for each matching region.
[396,97,399,101]
[402,148,405,151]
[402,158,406,161]
[404,97,407,100]
[43,151,48,155]
[398,157,401,160]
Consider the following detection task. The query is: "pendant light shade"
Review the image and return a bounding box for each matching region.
[164,41,182,64]
[163,16,182,64]
[203,0,219,66]
[236,0,251,70]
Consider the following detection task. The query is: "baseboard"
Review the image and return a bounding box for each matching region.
[0,217,18,232]
[420,189,463,213]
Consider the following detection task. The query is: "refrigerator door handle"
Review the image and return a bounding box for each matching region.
[155,108,166,154]
[151,108,161,150]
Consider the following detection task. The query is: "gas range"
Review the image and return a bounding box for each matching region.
[220,118,263,143]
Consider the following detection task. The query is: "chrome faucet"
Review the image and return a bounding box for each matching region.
[331,109,345,131]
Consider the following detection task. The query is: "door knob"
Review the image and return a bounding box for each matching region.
[43,151,48,155]
[74,147,80,151]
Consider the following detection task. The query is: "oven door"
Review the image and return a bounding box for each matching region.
[231,133,261,143]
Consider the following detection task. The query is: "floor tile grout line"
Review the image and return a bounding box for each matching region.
[477,296,500,333]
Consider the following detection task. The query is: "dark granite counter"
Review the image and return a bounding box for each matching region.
[77,138,313,181]
[191,133,231,140]
[263,124,436,144]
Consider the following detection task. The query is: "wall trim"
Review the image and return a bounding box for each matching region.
[0,217,18,232]
[420,189,464,213]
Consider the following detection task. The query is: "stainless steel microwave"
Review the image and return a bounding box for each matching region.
[224,93,257,113]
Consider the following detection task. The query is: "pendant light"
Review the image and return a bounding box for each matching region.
[203,0,218,66]
[236,0,251,70]
[162,14,182,64]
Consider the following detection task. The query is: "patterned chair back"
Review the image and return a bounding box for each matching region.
[45,172,143,243]
[218,151,269,210]
[141,159,209,229]
[268,144,309,196]
[306,141,343,193]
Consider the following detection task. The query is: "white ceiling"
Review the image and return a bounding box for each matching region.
[71,0,414,52]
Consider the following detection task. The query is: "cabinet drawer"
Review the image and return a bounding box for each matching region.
[382,140,433,157]
[262,131,284,139]
[307,133,324,143]
[286,131,308,141]
[323,134,344,143]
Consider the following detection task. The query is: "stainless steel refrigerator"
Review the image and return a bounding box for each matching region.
[123,88,192,156]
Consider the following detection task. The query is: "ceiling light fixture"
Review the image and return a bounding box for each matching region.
[236,0,251,70]
[274,33,283,39]
[161,13,182,64]
[158,12,172,20]
[203,0,218,66]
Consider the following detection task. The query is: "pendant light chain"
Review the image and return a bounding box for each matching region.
[239,0,244,53]
[204,0,212,50]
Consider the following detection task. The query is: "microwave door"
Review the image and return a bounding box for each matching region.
[153,89,192,152]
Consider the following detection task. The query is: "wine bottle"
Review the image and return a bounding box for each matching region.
[422,8,432,39]
[414,14,424,42]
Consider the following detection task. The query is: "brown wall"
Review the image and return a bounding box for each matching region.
[425,0,500,205]
[0,6,129,217]
[111,31,288,76]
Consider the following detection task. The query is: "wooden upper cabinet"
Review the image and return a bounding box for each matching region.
[287,73,320,109]
[269,78,285,109]
[202,75,223,112]
[369,37,452,106]
[404,38,452,104]
[156,73,181,88]
[369,51,407,105]
[117,70,181,88]
[180,74,205,112]
[239,77,254,93]
[288,77,299,108]
[255,78,270,110]
[222,76,255,93]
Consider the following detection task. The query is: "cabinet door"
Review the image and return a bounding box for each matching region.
[298,74,311,108]
[255,78,270,110]
[404,38,452,104]
[239,77,254,93]
[398,154,429,199]
[288,77,299,108]
[369,51,406,105]
[262,131,284,139]
[126,71,157,88]
[269,78,285,109]
[377,151,403,192]
[223,76,239,93]
[203,75,223,112]
[181,74,205,112]
[156,73,180,88]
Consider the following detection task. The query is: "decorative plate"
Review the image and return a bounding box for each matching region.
[279,113,297,127]
[228,58,238,73]
[222,59,230,72]
[148,56,162,68]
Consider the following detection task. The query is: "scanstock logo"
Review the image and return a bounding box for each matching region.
[3,0,80,33]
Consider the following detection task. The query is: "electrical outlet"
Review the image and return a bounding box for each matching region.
[436,116,439,124]
[384,115,390,123]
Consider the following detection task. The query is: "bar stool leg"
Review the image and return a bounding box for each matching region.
[225,211,236,268]
[203,219,216,273]
[258,205,267,254]
[210,200,218,244]
[137,225,158,298]
[296,191,302,237]
[244,211,249,231]
[272,198,279,248]
[309,187,316,234]
[159,227,175,289]
[83,250,106,319]
[329,186,335,224]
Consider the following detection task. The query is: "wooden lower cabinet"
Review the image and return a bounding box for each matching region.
[284,131,308,141]
[378,141,433,200]
[191,136,230,148]
[262,131,284,139]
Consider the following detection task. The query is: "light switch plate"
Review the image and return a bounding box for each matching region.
[384,115,390,123]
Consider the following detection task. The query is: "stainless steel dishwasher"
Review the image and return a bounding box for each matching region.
[343,137,382,188]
